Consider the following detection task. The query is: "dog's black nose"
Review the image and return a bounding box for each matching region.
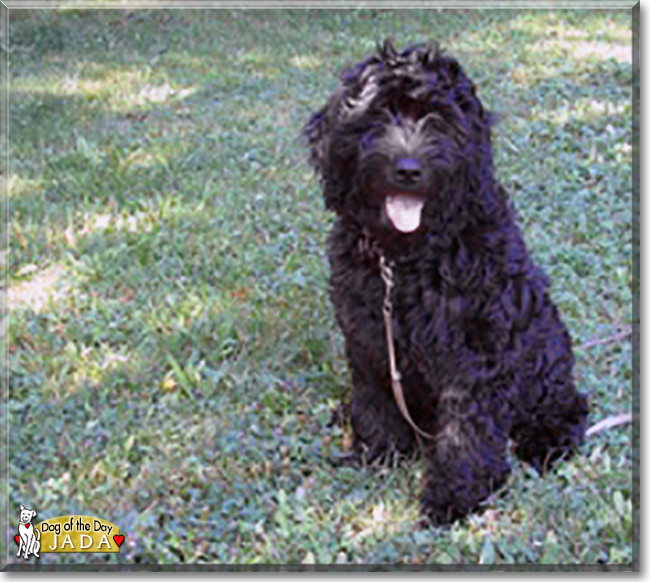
[394,158,423,185]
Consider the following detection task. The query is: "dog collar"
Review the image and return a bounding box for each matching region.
[357,230,382,263]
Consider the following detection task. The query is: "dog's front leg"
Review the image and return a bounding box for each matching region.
[19,533,30,559]
[421,388,512,526]
[347,347,416,463]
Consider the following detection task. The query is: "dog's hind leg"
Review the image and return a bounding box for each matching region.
[510,320,589,473]
[511,387,588,474]
[511,372,588,473]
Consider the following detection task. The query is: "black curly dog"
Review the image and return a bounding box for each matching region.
[305,41,589,526]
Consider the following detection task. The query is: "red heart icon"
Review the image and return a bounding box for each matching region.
[14,534,19,544]
[25,524,30,529]
[113,534,125,548]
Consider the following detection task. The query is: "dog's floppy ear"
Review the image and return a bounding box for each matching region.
[305,89,344,173]
[31,510,37,520]
[305,90,352,212]
[304,101,332,174]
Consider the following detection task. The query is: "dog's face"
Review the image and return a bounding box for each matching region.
[19,505,36,525]
[306,41,492,234]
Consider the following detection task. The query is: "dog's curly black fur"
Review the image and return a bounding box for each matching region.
[305,41,589,526]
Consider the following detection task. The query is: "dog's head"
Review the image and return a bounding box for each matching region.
[19,505,36,525]
[305,40,496,235]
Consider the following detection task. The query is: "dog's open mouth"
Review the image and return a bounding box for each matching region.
[385,194,425,233]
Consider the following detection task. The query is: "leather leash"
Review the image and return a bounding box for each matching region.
[379,253,435,441]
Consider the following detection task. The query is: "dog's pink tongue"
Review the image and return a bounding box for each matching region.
[385,195,424,233]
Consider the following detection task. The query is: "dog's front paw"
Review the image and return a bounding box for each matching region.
[420,490,468,529]
[329,449,362,468]
[420,502,454,528]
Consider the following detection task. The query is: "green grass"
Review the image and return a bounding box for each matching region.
[8,8,634,566]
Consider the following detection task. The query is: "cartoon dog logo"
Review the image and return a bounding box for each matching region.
[16,504,41,560]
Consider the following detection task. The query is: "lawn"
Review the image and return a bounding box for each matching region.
[7,7,635,567]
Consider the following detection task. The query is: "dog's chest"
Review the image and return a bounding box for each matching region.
[19,523,33,536]
[391,264,453,346]
[336,256,456,351]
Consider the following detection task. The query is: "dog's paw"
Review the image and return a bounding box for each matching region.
[417,513,454,531]
[420,493,464,529]
[329,449,362,468]
[419,507,452,529]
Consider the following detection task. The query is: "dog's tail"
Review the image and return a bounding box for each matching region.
[35,527,40,540]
